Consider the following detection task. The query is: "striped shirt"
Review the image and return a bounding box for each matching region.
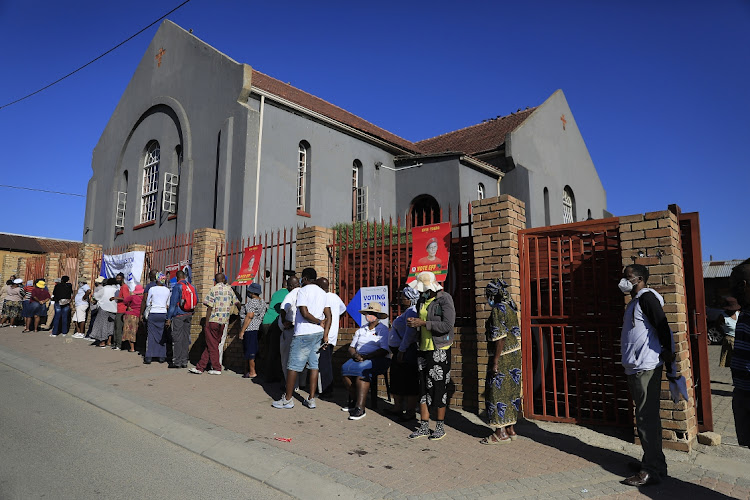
[731,310,750,392]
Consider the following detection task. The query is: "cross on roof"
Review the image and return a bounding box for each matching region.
[155,48,166,68]
[560,114,567,130]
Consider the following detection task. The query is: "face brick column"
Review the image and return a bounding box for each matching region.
[619,209,696,451]
[190,228,226,338]
[295,226,333,280]
[16,258,27,283]
[472,195,526,411]
[77,243,102,286]
[44,253,61,282]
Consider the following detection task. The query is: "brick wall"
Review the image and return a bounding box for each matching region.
[471,195,526,411]
[189,228,225,339]
[619,209,697,451]
[295,226,333,280]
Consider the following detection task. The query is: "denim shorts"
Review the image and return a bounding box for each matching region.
[287,332,324,372]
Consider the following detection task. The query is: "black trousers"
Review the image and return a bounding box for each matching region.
[318,345,334,394]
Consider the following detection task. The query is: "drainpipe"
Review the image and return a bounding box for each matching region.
[253,95,265,236]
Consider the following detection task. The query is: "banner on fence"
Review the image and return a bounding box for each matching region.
[99,251,146,291]
[232,245,262,286]
[165,260,192,289]
[346,285,389,327]
[408,222,451,283]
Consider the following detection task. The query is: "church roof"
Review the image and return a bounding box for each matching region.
[416,108,536,155]
[251,70,418,153]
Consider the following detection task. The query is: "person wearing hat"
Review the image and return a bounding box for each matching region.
[29,279,51,333]
[719,296,742,367]
[405,271,456,441]
[239,282,268,378]
[0,279,25,328]
[340,302,391,420]
[166,270,195,368]
[389,285,421,421]
[71,280,91,338]
[90,278,118,347]
[86,276,106,338]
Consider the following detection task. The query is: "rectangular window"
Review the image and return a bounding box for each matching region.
[140,161,159,223]
[162,173,179,214]
[354,186,368,222]
[115,191,127,228]
[297,146,307,211]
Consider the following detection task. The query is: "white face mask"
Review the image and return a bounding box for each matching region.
[618,278,635,294]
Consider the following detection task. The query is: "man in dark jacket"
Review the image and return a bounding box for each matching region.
[51,276,73,337]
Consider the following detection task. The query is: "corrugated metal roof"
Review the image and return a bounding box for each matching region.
[0,233,80,256]
[702,260,746,279]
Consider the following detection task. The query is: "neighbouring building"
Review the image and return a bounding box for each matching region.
[83,20,607,247]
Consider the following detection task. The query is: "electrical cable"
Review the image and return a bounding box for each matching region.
[0,0,193,111]
[0,184,85,198]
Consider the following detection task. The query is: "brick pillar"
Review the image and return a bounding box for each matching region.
[17,258,27,283]
[45,253,61,281]
[619,209,696,452]
[295,226,334,280]
[3,254,19,282]
[190,228,225,338]
[77,243,102,286]
[126,244,153,284]
[472,195,526,411]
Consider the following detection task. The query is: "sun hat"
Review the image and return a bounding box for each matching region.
[26,280,33,286]
[133,284,144,294]
[408,271,442,293]
[36,280,46,288]
[359,302,388,319]
[247,282,262,296]
[13,278,22,284]
[95,276,105,284]
[721,296,741,312]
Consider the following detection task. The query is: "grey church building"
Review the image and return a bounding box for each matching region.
[83,20,607,247]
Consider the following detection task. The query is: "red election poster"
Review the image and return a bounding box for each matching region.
[232,245,263,286]
[408,222,451,283]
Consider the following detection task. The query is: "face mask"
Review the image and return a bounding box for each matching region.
[618,278,634,294]
[365,314,377,323]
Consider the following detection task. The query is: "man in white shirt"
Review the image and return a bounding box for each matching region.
[316,277,347,398]
[278,276,300,390]
[273,268,330,410]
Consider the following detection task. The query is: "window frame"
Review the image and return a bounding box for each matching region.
[162,172,179,214]
[562,186,576,224]
[140,142,160,224]
[297,143,308,212]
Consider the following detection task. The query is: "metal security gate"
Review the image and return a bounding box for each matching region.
[678,211,713,432]
[520,218,631,426]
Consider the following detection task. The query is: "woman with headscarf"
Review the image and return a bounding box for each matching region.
[480,278,522,444]
[144,272,171,364]
[30,279,51,333]
[90,278,118,347]
[389,285,420,421]
[121,284,145,353]
[405,271,456,441]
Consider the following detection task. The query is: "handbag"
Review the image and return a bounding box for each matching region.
[58,299,71,306]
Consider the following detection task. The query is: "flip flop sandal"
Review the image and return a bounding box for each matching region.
[480,434,510,445]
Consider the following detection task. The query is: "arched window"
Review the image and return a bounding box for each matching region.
[297,142,310,212]
[543,187,550,226]
[562,186,576,224]
[352,159,365,221]
[116,170,128,230]
[141,141,160,224]
[477,183,485,201]
[410,194,441,227]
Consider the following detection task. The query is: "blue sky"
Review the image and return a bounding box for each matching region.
[0,0,748,260]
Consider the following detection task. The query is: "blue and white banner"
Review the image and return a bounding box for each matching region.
[346,286,389,327]
[99,251,146,292]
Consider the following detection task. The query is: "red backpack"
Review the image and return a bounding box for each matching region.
[179,281,197,311]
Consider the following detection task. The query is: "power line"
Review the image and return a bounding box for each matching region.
[0,0,193,111]
[0,184,85,198]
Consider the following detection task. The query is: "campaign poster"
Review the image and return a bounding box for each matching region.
[232,245,263,286]
[165,259,192,290]
[346,286,389,327]
[408,222,451,282]
[100,251,146,292]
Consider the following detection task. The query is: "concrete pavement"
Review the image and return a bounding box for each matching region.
[0,329,747,499]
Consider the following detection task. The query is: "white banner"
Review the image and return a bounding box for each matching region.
[100,251,146,292]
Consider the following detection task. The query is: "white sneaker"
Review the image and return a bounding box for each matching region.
[49,334,56,337]
[207,370,222,375]
[303,398,317,409]
[272,395,294,409]
[72,333,85,339]
[188,367,203,374]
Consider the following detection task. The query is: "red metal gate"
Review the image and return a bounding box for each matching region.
[678,211,713,432]
[520,218,631,426]
[24,255,46,282]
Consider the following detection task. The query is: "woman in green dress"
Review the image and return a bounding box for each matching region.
[480,278,522,444]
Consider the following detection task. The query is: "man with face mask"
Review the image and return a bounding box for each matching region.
[618,264,674,487]
[729,264,750,448]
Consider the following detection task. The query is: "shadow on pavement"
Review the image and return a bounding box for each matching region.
[518,420,735,499]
